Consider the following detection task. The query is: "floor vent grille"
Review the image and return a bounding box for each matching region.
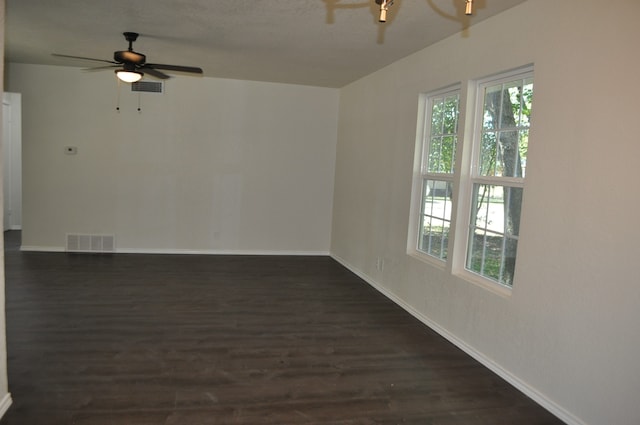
[66,234,115,253]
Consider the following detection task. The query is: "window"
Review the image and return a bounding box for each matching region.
[409,66,534,291]
[415,87,459,261]
[465,69,533,287]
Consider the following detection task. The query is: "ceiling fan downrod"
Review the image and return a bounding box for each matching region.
[123,32,139,51]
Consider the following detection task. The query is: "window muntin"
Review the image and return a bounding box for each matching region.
[466,70,533,287]
[417,89,460,260]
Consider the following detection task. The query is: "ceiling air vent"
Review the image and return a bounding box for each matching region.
[131,81,163,93]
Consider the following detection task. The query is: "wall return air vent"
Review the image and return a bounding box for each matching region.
[131,81,163,93]
[66,234,115,253]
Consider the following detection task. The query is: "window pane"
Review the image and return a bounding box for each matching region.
[466,184,523,286]
[428,137,443,172]
[426,93,459,174]
[519,129,529,177]
[467,229,498,280]
[418,179,453,260]
[518,79,534,128]
[429,135,456,173]
[441,135,456,173]
[496,130,520,178]
[480,132,497,176]
[443,95,459,134]
[482,88,500,130]
[431,98,444,136]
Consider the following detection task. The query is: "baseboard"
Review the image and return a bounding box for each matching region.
[0,393,12,419]
[20,245,329,256]
[330,253,587,425]
[20,245,65,252]
[116,248,330,256]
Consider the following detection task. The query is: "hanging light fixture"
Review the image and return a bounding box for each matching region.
[378,0,473,23]
[378,0,394,22]
[115,62,143,83]
[465,0,474,15]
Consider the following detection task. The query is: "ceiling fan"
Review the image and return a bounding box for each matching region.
[53,32,203,83]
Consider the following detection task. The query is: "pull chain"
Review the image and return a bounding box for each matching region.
[116,77,121,112]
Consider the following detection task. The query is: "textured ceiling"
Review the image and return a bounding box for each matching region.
[5,0,526,88]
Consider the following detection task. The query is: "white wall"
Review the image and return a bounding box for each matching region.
[0,0,14,417]
[331,1,640,425]
[2,92,22,231]
[7,65,339,254]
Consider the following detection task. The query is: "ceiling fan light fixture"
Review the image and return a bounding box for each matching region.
[116,70,143,83]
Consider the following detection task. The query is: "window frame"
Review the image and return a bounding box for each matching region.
[408,65,534,296]
[408,84,461,265]
[454,66,534,292]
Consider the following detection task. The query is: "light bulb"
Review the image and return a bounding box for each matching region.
[379,0,394,23]
[465,0,473,15]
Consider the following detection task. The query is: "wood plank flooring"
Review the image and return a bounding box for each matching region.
[0,231,564,424]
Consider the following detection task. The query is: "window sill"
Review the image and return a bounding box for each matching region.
[455,270,513,298]
[407,250,513,298]
[407,249,447,270]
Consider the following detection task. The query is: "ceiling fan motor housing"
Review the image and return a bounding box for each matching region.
[114,50,146,64]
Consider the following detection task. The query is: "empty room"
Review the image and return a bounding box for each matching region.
[0,0,639,424]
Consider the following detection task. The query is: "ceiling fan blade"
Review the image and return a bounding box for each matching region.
[139,66,170,80]
[52,53,119,65]
[145,63,203,74]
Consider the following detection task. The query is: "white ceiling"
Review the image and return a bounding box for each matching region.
[5,0,526,88]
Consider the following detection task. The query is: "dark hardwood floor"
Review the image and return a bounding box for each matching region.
[0,231,564,424]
